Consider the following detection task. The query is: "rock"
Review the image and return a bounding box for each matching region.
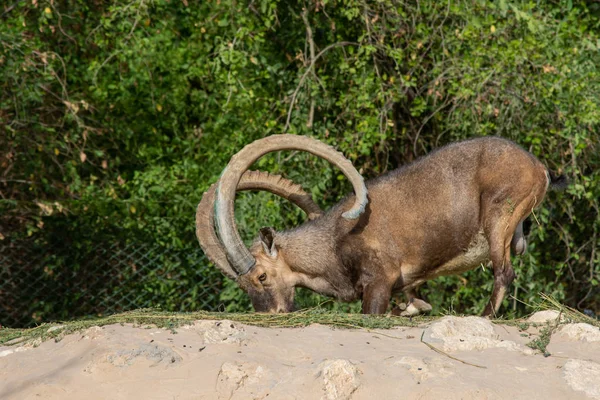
[82,326,104,340]
[403,387,503,399]
[316,359,360,400]
[0,346,29,358]
[563,359,600,399]
[0,349,14,358]
[527,310,564,324]
[216,361,271,400]
[558,323,600,343]
[428,316,496,338]
[107,344,182,367]
[394,356,454,381]
[185,320,247,345]
[422,316,534,354]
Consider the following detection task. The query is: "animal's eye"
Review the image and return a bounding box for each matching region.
[258,273,267,282]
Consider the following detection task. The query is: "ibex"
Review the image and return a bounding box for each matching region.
[196,135,566,316]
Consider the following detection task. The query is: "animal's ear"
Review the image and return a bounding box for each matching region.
[259,227,278,258]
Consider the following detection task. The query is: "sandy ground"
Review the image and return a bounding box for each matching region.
[1,313,600,400]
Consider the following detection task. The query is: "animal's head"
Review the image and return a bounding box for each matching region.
[234,227,295,313]
[195,134,368,313]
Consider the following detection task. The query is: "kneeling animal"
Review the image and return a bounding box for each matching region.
[196,135,566,316]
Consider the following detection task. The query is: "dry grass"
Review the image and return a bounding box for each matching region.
[1,294,596,347]
[0,308,431,346]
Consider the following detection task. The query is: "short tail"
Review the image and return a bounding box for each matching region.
[547,170,568,190]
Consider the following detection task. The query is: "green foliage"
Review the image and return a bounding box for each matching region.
[526,322,555,357]
[1,0,599,322]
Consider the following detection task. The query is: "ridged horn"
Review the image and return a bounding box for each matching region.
[196,170,324,278]
[215,134,368,275]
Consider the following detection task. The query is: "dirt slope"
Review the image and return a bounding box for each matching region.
[1,313,600,400]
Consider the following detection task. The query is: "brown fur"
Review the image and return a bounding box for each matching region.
[236,137,565,316]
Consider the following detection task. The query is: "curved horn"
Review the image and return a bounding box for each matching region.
[215,134,368,274]
[196,170,325,279]
[239,171,323,220]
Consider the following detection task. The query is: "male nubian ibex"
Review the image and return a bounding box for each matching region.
[196,135,566,316]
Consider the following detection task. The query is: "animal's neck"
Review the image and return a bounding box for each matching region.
[277,219,359,301]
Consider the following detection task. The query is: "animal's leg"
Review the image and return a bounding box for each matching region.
[362,280,392,314]
[510,219,527,255]
[482,209,531,317]
[391,288,432,317]
[482,251,514,317]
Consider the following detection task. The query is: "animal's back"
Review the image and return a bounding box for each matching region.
[354,137,546,279]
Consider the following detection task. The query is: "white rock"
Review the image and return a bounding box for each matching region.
[216,361,271,399]
[394,356,454,381]
[316,359,360,400]
[563,359,600,399]
[0,346,28,358]
[82,326,104,340]
[107,344,182,367]
[186,320,246,345]
[422,316,534,354]
[527,310,564,324]
[558,323,600,343]
[0,349,14,358]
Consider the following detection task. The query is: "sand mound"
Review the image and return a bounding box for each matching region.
[1,317,599,399]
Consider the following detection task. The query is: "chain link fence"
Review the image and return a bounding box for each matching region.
[0,239,226,328]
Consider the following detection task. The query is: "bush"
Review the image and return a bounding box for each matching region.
[1,0,598,323]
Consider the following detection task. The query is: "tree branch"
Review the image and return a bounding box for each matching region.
[284,41,358,133]
[301,8,316,128]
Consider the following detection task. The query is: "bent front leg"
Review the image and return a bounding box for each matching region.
[362,280,392,314]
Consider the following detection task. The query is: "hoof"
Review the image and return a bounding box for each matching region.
[390,303,407,316]
[400,303,421,317]
[399,299,432,317]
[412,298,432,312]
